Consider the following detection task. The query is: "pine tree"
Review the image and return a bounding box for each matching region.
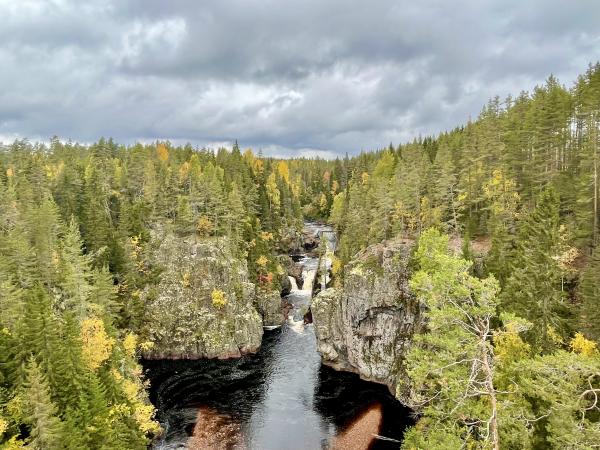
[401,229,501,450]
[429,138,462,235]
[175,195,194,235]
[367,151,395,241]
[224,182,246,247]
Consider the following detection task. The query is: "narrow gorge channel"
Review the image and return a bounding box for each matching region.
[144,224,413,450]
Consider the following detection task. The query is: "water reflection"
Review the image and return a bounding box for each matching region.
[244,324,332,450]
[144,224,413,449]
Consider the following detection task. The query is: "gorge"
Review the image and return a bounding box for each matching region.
[2,62,600,450]
[144,223,414,449]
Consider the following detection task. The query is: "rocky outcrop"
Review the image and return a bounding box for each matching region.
[254,289,286,327]
[312,238,423,398]
[278,254,304,288]
[276,255,293,296]
[279,274,292,297]
[302,228,319,251]
[142,229,265,359]
[278,227,303,253]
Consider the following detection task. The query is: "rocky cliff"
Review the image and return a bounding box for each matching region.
[312,236,490,398]
[142,229,284,359]
[312,237,422,398]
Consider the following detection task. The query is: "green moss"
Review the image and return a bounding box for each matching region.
[233,282,244,302]
[352,254,384,283]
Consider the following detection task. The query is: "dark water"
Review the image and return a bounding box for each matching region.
[144,224,413,449]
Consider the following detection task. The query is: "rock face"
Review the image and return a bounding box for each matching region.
[278,254,304,288]
[278,227,303,253]
[312,238,423,398]
[254,289,286,327]
[302,229,319,251]
[142,229,270,359]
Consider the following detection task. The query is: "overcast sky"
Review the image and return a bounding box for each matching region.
[1,0,599,157]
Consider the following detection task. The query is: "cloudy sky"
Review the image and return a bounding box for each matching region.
[1,0,599,157]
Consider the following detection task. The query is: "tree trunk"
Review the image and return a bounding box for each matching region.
[593,114,598,245]
[480,333,500,450]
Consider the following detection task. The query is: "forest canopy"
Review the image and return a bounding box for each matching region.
[1,63,600,449]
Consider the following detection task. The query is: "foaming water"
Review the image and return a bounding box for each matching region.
[288,275,298,291]
[144,224,413,449]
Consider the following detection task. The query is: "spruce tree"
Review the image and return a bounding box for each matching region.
[22,359,64,450]
[578,245,600,341]
[502,187,568,352]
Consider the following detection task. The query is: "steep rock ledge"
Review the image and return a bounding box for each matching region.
[141,229,284,359]
[312,238,422,398]
[312,236,490,399]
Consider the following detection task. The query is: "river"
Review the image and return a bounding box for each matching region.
[144,224,413,449]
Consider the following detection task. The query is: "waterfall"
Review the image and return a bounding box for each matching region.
[302,267,317,294]
[288,275,298,291]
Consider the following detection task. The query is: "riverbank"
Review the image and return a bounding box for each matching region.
[144,223,413,449]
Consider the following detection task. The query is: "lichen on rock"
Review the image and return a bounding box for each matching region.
[141,227,264,359]
[254,288,286,327]
[312,237,423,399]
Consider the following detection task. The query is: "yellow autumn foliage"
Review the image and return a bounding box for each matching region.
[111,368,123,382]
[1,436,25,449]
[319,193,328,211]
[6,395,22,421]
[361,172,369,185]
[0,416,7,436]
[156,143,169,162]
[260,231,274,241]
[494,315,533,366]
[244,149,264,175]
[139,340,155,352]
[275,264,285,276]
[211,288,227,308]
[178,161,190,182]
[108,403,130,421]
[256,255,269,268]
[80,317,114,370]
[134,402,161,434]
[122,378,139,402]
[331,179,339,195]
[266,172,280,207]
[196,215,213,237]
[570,332,598,356]
[494,328,531,365]
[277,160,290,184]
[331,258,343,277]
[123,332,138,357]
[110,385,161,436]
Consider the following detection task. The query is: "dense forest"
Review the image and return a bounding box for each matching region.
[1,64,600,449]
[324,63,600,449]
[0,140,313,448]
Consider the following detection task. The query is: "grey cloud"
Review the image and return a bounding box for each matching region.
[0,0,599,155]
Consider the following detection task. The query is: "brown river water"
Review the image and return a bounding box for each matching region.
[144,224,413,449]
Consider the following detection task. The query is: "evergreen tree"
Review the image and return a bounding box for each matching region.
[578,246,600,341]
[401,229,501,450]
[22,359,63,450]
[502,188,567,352]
